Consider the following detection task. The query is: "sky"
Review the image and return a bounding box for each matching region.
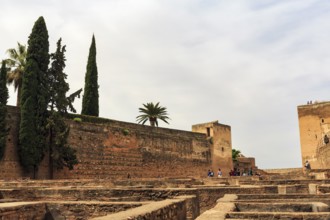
[1,0,330,169]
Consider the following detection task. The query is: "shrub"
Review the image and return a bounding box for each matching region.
[73,117,82,122]
[122,129,130,136]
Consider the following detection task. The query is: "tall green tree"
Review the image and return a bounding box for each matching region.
[81,35,99,116]
[136,102,170,127]
[4,42,27,106]
[0,61,9,160]
[232,149,241,162]
[19,16,49,177]
[47,38,79,178]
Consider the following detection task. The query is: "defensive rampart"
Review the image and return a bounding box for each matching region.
[0,106,212,179]
[298,101,330,169]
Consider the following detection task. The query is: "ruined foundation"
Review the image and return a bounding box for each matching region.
[1,172,330,219]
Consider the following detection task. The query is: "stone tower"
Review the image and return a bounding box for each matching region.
[192,121,233,176]
[298,101,330,169]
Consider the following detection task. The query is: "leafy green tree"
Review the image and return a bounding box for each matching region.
[81,35,99,116]
[19,16,49,177]
[4,42,27,106]
[0,61,9,160]
[136,102,170,127]
[232,148,241,162]
[47,38,79,178]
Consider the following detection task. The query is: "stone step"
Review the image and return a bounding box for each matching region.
[236,199,330,207]
[236,194,330,200]
[226,212,330,219]
[235,202,329,212]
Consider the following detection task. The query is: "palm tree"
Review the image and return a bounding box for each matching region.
[136,102,170,127]
[5,42,27,106]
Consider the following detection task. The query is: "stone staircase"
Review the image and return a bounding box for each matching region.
[197,176,330,220]
[2,173,330,219]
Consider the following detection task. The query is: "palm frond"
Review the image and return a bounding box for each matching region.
[136,102,170,127]
[4,42,26,92]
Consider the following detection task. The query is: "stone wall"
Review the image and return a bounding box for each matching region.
[92,196,195,220]
[264,168,302,175]
[0,202,46,219]
[0,106,212,179]
[197,186,277,213]
[192,121,233,176]
[46,202,142,219]
[234,156,257,175]
[0,106,25,179]
[0,185,279,215]
[298,101,330,169]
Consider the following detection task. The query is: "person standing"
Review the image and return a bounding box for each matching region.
[217,168,222,178]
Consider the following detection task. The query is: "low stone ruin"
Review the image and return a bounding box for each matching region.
[1,173,330,219]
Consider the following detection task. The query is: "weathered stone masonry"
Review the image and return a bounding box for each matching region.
[298,101,330,169]
[1,106,220,179]
[192,121,233,177]
[57,117,211,179]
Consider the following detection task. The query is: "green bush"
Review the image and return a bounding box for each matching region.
[73,117,82,122]
[67,113,111,124]
[122,129,130,136]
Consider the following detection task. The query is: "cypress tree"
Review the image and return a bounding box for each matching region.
[48,39,69,113]
[0,61,9,160]
[81,35,99,116]
[19,16,49,176]
[47,39,78,178]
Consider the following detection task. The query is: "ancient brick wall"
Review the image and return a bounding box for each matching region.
[0,106,211,179]
[46,203,142,219]
[0,106,24,179]
[94,198,188,220]
[297,102,330,169]
[0,202,46,219]
[234,156,258,175]
[192,121,233,177]
[55,119,211,179]
[264,168,302,175]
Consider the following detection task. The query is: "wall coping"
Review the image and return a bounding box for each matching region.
[91,196,193,220]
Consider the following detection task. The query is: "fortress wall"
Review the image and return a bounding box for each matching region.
[1,106,211,179]
[263,168,302,174]
[0,106,24,179]
[298,102,330,169]
[212,123,233,176]
[192,121,233,176]
[55,118,211,179]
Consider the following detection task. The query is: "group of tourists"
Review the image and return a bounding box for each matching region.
[208,167,257,177]
[207,168,222,178]
[229,168,254,176]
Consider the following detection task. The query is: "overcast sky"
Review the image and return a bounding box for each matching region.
[2,0,330,169]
